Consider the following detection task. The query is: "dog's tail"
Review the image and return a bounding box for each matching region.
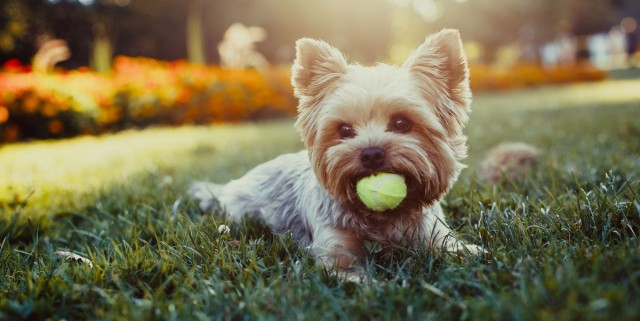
[476,142,541,185]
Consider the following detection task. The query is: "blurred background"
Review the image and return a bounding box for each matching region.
[0,0,639,142]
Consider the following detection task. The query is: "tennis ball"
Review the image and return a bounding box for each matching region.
[356,173,407,212]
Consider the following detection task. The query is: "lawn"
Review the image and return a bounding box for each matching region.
[1,78,640,320]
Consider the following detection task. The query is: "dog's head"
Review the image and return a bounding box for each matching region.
[291,29,472,215]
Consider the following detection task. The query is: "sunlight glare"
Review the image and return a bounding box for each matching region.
[78,0,95,6]
[412,0,443,22]
[389,0,412,7]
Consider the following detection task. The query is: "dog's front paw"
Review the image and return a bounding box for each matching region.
[445,241,486,256]
[188,181,222,212]
[458,243,486,256]
[336,270,369,283]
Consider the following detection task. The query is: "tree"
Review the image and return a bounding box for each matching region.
[0,0,29,55]
[421,0,617,61]
[186,0,206,64]
[0,0,52,64]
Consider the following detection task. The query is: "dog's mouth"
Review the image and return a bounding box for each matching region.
[350,170,419,190]
[347,171,423,215]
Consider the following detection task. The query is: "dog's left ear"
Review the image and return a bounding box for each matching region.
[291,38,348,100]
[403,29,471,116]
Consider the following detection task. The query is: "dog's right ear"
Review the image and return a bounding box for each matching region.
[291,38,348,99]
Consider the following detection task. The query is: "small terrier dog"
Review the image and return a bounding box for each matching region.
[190,29,481,278]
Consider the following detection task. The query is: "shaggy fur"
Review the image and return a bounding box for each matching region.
[477,142,541,184]
[189,29,482,278]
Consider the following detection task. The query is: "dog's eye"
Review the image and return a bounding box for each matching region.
[389,116,412,133]
[338,124,355,139]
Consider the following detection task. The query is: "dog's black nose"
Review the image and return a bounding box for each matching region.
[361,147,386,170]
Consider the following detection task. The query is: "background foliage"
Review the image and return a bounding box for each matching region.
[0,57,606,142]
[0,57,296,142]
[1,0,639,67]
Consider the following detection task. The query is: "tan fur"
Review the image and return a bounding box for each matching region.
[190,30,481,279]
[329,229,367,270]
[292,30,472,233]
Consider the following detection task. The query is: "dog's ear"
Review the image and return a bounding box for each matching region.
[291,38,348,99]
[403,29,471,113]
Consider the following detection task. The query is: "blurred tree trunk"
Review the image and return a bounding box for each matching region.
[91,16,112,74]
[90,12,113,74]
[186,0,206,65]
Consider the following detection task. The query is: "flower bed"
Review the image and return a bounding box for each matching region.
[0,57,606,142]
[469,62,606,92]
[0,57,297,142]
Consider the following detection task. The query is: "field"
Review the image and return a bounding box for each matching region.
[1,78,640,320]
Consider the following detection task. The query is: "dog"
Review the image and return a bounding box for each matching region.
[189,29,482,279]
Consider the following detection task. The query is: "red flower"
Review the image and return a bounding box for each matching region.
[3,59,25,73]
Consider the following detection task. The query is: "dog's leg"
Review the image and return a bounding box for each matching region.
[188,181,224,213]
[188,152,310,226]
[188,174,270,223]
[311,226,367,281]
[189,175,272,223]
[422,204,484,255]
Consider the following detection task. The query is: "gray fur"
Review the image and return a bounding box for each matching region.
[190,151,339,246]
[188,150,480,267]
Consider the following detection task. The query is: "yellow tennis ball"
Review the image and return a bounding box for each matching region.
[356,173,407,212]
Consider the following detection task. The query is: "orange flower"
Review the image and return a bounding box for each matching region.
[0,105,9,124]
[41,103,58,117]
[48,120,64,134]
[3,125,20,142]
[21,94,40,113]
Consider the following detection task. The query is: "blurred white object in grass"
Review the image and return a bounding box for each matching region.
[55,250,94,268]
[218,224,230,235]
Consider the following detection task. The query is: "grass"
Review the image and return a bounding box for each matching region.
[1,78,640,320]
